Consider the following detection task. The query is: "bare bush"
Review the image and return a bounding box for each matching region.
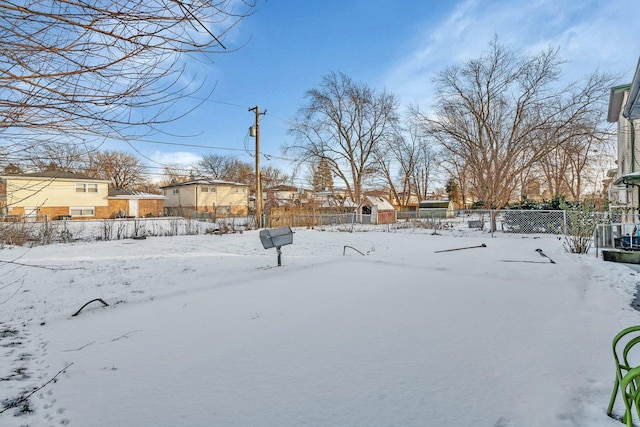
[562,202,598,253]
[100,220,114,241]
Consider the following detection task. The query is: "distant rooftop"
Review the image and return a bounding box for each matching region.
[1,171,108,181]
[159,179,247,189]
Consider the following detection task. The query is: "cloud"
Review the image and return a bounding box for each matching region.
[151,150,202,167]
[383,0,640,108]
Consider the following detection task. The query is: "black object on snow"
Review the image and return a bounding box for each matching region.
[434,243,487,253]
[535,248,556,264]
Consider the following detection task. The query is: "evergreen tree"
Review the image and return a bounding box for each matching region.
[313,158,334,192]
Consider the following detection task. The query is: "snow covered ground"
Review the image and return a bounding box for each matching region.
[1,224,639,426]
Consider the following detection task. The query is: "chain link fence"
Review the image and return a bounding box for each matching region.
[0,209,631,249]
[396,209,568,233]
[0,216,253,246]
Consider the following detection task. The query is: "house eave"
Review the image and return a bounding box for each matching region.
[613,171,640,186]
[623,57,640,121]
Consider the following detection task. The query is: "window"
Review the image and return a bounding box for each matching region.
[75,183,98,193]
[201,186,216,193]
[70,207,95,217]
[232,187,246,194]
[172,189,179,194]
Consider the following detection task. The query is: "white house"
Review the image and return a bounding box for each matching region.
[608,58,640,223]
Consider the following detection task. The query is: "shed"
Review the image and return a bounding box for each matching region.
[418,200,455,218]
[358,196,396,224]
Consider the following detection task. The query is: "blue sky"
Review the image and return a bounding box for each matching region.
[119,0,640,186]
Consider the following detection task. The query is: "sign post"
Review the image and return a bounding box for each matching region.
[259,226,294,266]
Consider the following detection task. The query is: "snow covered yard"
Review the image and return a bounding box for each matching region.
[1,226,639,426]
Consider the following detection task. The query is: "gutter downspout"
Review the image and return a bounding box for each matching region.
[633,121,639,222]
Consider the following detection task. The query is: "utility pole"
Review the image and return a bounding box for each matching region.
[249,106,266,228]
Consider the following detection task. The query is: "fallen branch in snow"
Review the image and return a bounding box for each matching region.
[499,260,550,264]
[0,278,24,305]
[62,341,95,352]
[343,245,366,256]
[434,243,487,253]
[0,362,73,415]
[0,259,82,271]
[71,298,109,317]
[109,330,142,342]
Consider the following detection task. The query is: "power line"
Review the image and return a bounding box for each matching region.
[127,138,248,152]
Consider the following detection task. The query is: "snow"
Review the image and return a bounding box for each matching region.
[1,224,639,426]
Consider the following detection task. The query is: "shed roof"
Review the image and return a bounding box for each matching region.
[360,195,395,211]
[419,200,453,209]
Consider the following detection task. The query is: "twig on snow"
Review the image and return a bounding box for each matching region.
[109,330,142,342]
[0,362,73,415]
[0,279,24,305]
[343,245,366,256]
[0,260,82,271]
[62,341,95,352]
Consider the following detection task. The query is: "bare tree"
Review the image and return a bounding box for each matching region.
[260,165,290,189]
[0,1,255,152]
[197,154,244,180]
[536,129,613,201]
[161,165,190,185]
[90,150,145,189]
[286,72,399,203]
[441,154,471,209]
[375,108,440,207]
[20,141,92,174]
[424,37,614,210]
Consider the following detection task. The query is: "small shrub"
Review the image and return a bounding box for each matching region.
[562,201,598,254]
[101,220,114,241]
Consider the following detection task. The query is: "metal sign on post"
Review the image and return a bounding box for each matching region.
[259,226,294,266]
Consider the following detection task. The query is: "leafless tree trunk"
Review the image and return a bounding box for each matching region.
[423,37,614,210]
[286,72,399,203]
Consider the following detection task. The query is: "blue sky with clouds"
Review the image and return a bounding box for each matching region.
[123,0,640,185]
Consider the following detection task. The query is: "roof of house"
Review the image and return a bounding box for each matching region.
[613,171,640,186]
[108,188,166,199]
[159,179,248,189]
[265,185,298,192]
[608,83,632,122]
[1,171,109,181]
[623,57,640,121]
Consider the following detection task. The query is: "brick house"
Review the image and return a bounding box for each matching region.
[0,171,165,220]
[160,179,249,217]
[1,171,111,220]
